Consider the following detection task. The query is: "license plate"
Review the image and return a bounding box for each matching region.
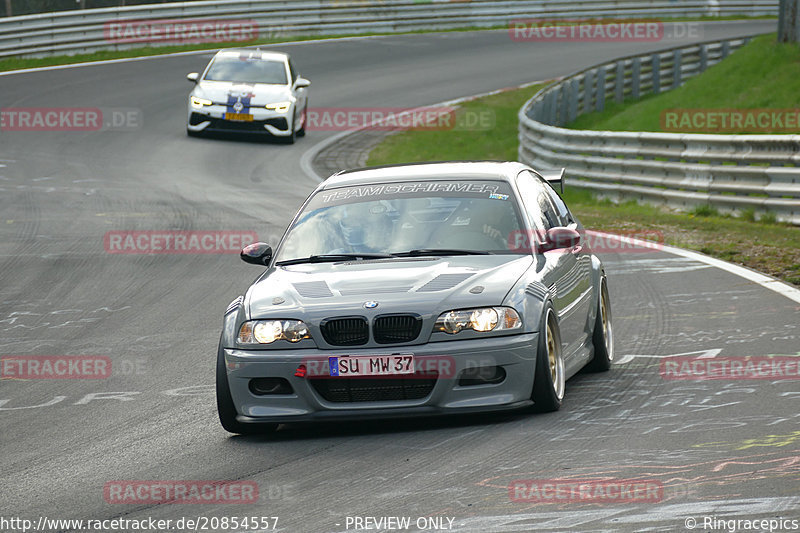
[329,354,414,377]
[225,113,253,122]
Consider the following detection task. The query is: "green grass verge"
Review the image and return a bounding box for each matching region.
[368,86,540,164]
[569,33,800,133]
[366,84,800,287]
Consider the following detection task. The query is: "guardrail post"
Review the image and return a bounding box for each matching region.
[583,71,593,116]
[532,101,543,122]
[722,40,731,59]
[672,49,681,89]
[631,57,641,100]
[559,84,568,126]
[543,91,553,124]
[549,91,558,125]
[597,66,606,112]
[538,94,547,123]
[569,78,579,123]
[652,53,661,94]
[615,61,624,103]
[699,44,708,72]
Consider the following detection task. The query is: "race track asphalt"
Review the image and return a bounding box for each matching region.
[1,20,798,533]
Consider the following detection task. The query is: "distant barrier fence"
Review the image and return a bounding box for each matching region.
[0,0,779,58]
[518,35,800,225]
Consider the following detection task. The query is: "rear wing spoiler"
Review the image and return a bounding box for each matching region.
[539,168,565,194]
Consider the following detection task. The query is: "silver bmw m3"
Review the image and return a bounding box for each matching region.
[216,161,613,434]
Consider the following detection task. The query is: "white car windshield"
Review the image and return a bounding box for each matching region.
[204,57,288,85]
[275,180,527,261]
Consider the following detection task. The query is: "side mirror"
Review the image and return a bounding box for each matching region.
[241,242,273,266]
[294,77,311,89]
[538,227,581,253]
[187,72,199,83]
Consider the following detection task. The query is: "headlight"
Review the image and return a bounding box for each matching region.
[434,307,521,335]
[190,96,212,108]
[265,101,291,113]
[237,320,311,344]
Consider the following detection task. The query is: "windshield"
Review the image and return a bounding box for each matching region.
[204,56,288,85]
[274,180,526,262]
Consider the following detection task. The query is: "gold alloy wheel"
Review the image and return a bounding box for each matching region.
[547,320,557,381]
[601,283,613,360]
[545,311,565,399]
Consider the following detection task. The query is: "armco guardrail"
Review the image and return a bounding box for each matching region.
[0,0,779,58]
[518,36,800,225]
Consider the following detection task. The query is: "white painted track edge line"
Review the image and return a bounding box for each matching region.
[592,231,800,305]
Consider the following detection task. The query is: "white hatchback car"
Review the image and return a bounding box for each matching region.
[186,49,310,143]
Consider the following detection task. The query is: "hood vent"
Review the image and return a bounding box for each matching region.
[293,281,333,298]
[417,273,474,292]
[339,284,412,296]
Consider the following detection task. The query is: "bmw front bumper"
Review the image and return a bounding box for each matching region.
[224,332,539,424]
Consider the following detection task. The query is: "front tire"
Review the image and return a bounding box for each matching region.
[531,303,564,412]
[585,277,613,372]
[282,127,296,145]
[216,340,278,435]
[281,108,298,144]
[296,105,307,137]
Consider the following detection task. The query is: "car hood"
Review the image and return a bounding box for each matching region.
[194,81,292,105]
[246,255,533,319]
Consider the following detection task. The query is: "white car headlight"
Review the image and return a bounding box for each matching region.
[190,96,212,108]
[434,307,521,334]
[265,101,291,113]
[238,320,311,344]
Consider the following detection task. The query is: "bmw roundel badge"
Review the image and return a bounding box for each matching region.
[364,301,379,309]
